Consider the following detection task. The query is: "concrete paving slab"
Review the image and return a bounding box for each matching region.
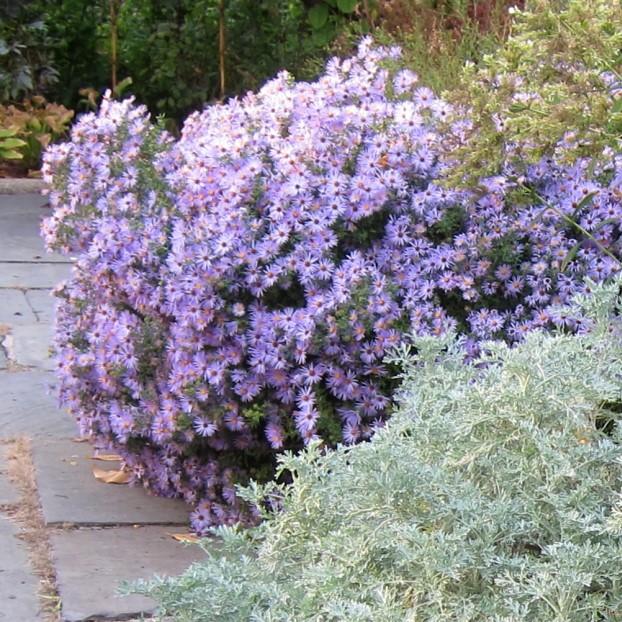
[0,263,72,289]
[24,289,56,324]
[0,193,67,263]
[33,439,189,526]
[0,289,37,326]
[0,370,76,438]
[5,324,54,370]
[51,526,206,622]
[0,515,42,621]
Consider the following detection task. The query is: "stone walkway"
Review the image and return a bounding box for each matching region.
[0,192,204,621]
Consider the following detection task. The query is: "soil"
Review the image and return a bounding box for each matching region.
[0,162,41,179]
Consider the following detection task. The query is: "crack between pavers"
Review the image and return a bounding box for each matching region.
[23,290,42,323]
[0,260,73,265]
[0,286,56,292]
[46,522,190,530]
[75,613,155,622]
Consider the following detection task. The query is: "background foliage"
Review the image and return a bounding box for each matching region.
[0,12,58,102]
[1,0,519,122]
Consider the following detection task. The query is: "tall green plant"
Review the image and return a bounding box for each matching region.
[447,0,622,184]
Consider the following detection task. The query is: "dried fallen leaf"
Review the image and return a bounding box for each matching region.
[90,453,122,462]
[71,437,90,443]
[168,533,201,544]
[92,467,131,484]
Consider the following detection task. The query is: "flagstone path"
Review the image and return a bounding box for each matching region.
[0,191,204,621]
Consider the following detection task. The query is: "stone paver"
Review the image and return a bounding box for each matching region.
[24,289,56,324]
[33,439,189,526]
[0,193,67,263]
[0,263,72,289]
[0,289,37,326]
[0,370,75,438]
[0,191,202,622]
[51,527,206,622]
[0,515,42,621]
[4,324,54,370]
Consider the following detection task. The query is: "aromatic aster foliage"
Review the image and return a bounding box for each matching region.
[131,280,622,621]
[43,37,621,532]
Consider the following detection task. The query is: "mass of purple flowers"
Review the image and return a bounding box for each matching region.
[42,39,621,532]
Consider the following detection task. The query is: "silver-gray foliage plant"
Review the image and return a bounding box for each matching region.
[131,278,622,621]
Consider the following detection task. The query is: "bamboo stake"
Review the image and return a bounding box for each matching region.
[110,0,119,93]
[219,0,226,100]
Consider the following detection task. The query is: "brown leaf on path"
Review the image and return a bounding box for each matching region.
[168,533,201,544]
[90,453,123,462]
[92,467,131,484]
[71,437,90,443]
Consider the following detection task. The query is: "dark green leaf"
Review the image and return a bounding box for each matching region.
[311,24,334,46]
[570,191,597,219]
[336,0,358,13]
[560,240,582,272]
[308,4,329,29]
[114,76,133,98]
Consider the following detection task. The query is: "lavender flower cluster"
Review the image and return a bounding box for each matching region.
[42,39,621,532]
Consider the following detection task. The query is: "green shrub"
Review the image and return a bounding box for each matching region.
[27,0,108,112]
[129,278,622,621]
[19,0,514,122]
[0,12,58,102]
[25,0,362,122]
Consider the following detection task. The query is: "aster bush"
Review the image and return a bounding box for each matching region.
[43,35,621,532]
[130,279,622,621]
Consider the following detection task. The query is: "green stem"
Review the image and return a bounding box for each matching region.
[524,183,621,268]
